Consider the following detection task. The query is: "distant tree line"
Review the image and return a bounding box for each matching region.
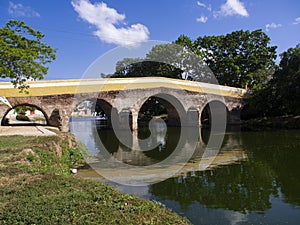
[110,29,277,90]
[110,30,299,118]
[246,44,300,117]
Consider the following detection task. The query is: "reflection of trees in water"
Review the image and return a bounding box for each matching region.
[73,119,300,214]
[150,162,278,212]
[150,130,300,212]
[241,131,300,206]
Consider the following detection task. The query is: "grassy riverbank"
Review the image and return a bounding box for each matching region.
[0,132,190,224]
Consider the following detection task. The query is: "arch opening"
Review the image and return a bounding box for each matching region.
[200,100,229,128]
[1,104,48,126]
[94,99,110,128]
[138,94,185,128]
[71,98,117,129]
[49,109,61,127]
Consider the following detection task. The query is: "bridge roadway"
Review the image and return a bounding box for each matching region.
[0,77,248,131]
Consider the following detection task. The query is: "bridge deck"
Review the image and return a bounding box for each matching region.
[0,77,247,98]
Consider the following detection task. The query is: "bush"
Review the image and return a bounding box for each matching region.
[16,114,30,121]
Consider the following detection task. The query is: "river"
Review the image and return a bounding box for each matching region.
[70,118,300,225]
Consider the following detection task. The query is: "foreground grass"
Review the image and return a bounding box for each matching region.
[0,132,190,225]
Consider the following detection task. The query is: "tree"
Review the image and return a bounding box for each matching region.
[113,58,142,77]
[112,42,214,81]
[112,57,183,79]
[0,20,56,90]
[270,45,300,115]
[112,30,277,89]
[180,29,277,89]
[146,43,215,82]
[246,44,300,117]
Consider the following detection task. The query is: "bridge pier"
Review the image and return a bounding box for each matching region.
[131,111,139,131]
[118,109,131,130]
[118,108,139,130]
[185,108,200,127]
[0,105,9,125]
[227,108,242,125]
[47,108,71,132]
[60,109,70,132]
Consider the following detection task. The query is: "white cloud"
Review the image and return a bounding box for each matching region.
[197,1,206,8]
[265,23,282,32]
[197,1,212,11]
[197,16,208,23]
[217,0,249,17]
[71,0,149,48]
[8,1,40,18]
[293,17,300,25]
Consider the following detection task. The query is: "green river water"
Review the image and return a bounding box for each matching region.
[70,118,300,225]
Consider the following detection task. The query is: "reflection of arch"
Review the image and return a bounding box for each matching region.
[200,100,228,127]
[138,93,186,127]
[1,103,49,126]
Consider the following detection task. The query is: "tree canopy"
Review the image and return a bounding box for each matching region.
[111,43,215,81]
[112,56,183,79]
[175,30,277,89]
[246,44,300,117]
[0,20,56,90]
[112,30,277,90]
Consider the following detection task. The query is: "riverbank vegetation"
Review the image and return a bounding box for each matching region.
[0,132,190,224]
[245,45,300,118]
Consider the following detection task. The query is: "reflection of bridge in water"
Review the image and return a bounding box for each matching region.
[71,118,247,184]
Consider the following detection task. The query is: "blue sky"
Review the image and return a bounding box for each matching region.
[1,0,300,80]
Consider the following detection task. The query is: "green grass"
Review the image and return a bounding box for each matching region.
[0,132,190,225]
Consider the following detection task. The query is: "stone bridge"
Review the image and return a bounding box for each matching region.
[0,77,248,132]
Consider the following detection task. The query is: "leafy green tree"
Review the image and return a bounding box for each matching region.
[246,44,300,117]
[179,30,277,89]
[146,43,215,82]
[112,30,277,89]
[113,58,142,77]
[270,45,300,115]
[14,105,36,115]
[112,57,183,79]
[112,42,214,81]
[0,20,56,90]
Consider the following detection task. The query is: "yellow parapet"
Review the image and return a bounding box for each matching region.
[0,77,248,98]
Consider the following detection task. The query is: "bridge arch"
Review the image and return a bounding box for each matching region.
[72,97,118,129]
[200,100,229,127]
[1,103,49,126]
[137,93,186,127]
[95,98,118,129]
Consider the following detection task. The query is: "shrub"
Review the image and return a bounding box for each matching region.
[16,114,30,121]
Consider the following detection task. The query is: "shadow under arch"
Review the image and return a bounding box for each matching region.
[95,98,118,129]
[138,93,186,127]
[1,103,49,126]
[200,100,229,128]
